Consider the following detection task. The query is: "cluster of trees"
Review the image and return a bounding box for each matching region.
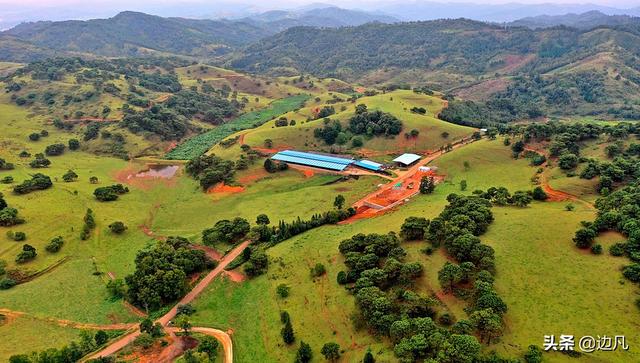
[29,153,51,168]
[13,173,52,194]
[0,192,25,227]
[0,158,15,170]
[416,194,508,345]
[186,154,236,190]
[165,89,238,124]
[15,244,37,264]
[9,330,114,363]
[44,143,66,156]
[202,217,251,245]
[94,184,129,202]
[81,209,96,240]
[124,236,213,311]
[258,209,356,247]
[313,119,345,145]
[45,236,64,253]
[348,105,402,137]
[473,186,534,207]
[121,106,189,140]
[337,232,488,362]
[571,181,640,309]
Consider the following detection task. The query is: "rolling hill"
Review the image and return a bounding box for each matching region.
[507,10,640,29]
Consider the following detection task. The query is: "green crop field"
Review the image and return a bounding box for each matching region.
[166,94,311,160]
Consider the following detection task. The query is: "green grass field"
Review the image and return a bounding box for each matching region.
[189,138,638,363]
[166,94,311,160]
[228,90,473,161]
[0,314,88,361]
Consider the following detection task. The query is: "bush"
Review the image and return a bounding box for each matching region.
[310,263,326,278]
[590,244,603,255]
[45,143,66,156]
[336,271,348,285]
[68,139,80,150]
[177,303,196,316]
[45,236,64,253]
[133,333,155,349]
[15,244,36,263]
[12,231,26,241]
[609,242,627,257]
[276,284,290,298]
[531,186,548,201]
[108,221,127,234]
[0,277,17,290]
[94,184,129,202]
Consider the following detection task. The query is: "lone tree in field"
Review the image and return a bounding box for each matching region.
[295,341,313,363]
[62,169,78,182]
[281,319,295,344]
[321,342,341,361]
[419,176,435,194]
[108,221,127,234]
[333,194,345,210]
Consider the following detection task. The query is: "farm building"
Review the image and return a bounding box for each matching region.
[354,159,383,171]
[271,150,384,172]
[272,150,354,171]
[393,153,422,166]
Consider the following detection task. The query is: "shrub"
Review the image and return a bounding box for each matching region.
[590,244,603,255]
[94,184,129,202]
[310,263,326,278]
[609,242,627,257]
[15,244,37,263]
[108,221,127,234]
[276,284,290,298]
[12,232,26,241]
[45,143,66,156]
[177,303,196,316]
[0,277,17,290]
[133,333,155,349]
[68,139,81,150]
[531,186,548,201]
[45,236,64,253]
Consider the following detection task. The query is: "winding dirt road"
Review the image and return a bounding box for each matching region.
[85,240,250,362]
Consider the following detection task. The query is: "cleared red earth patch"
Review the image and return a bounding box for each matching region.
[207,183,245,194]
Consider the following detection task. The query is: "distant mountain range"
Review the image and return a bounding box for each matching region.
[0,7,397,60]
[374,1,640,22]
[240,6,398,31]
[506,10,640,29]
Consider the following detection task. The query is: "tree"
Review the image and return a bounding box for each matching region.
[45,143,66,156]
[295,341,313,363]
[400,217,429,240]
[45,236,64,253]
[460,180,467,191]
[573,227,596,249]
[94,330,109,346]
[276,284,290,298]
[197,335,219,358]
[355,104,367,114]
[108,221,127,234]
[176,314,192,336]
[470,309,503,344]
[281,319,295,344]
[334,194,345,210]
[256,214,270,225]
[363,349,375,363]
[522,345,543,363]
[531,186,547,201]
[62,169,78,182]
[321,342,341,361]
[440,334,481,363]
[90,176,99,184]
[15,244,37,263]
[558,153,579,170]
[438,262,462,293]
[68,139,80,150]
[419,176,435,194]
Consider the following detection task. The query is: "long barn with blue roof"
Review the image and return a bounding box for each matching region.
[271,150,383,172]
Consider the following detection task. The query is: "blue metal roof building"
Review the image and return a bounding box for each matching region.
[354,160,383,171]
[272,150,354,171]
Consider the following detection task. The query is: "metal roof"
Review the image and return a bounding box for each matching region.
[393,153,422,165]
[354,159,382,171]
[278,150,354,165]
[272,153,349,171]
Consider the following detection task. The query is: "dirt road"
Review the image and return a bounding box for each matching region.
[86,240,250,362]
[350,138,474,216]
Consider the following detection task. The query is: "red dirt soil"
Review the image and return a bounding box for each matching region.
[223,270,247,282]
[207,183,245,194]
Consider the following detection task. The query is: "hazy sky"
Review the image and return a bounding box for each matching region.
[0,0,638,7]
